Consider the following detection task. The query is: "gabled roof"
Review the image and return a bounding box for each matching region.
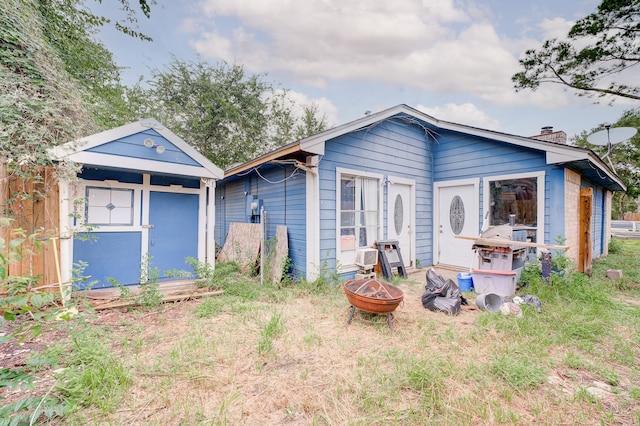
[51,118,224,180]
[225,104,625,191]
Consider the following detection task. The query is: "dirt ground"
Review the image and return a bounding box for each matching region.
[2,267,635,425]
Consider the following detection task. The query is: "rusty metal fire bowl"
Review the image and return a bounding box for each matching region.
[343,278,404,313]
[343,278,404,331]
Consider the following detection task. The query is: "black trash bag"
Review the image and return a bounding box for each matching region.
[421,269,466,315]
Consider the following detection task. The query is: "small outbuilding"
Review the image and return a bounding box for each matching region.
[52,119,223,289]
[215,104,624,281]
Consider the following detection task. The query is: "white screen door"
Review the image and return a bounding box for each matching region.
[387,180,413,268]
[436,181,478,268]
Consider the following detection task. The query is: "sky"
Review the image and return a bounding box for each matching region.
[92,0,635,140]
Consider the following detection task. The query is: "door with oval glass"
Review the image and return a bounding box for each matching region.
[387,179,414,268]
[435,180,479,268]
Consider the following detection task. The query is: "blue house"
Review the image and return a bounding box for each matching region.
[52,119,224,289]
[216,105,624,281]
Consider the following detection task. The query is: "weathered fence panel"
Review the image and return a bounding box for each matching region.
[1,164,60,289]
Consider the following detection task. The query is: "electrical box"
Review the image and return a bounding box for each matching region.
[246,195,263,222]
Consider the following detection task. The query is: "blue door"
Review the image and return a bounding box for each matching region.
[148,191,199,280]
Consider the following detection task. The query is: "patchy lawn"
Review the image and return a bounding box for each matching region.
[2,242,640,425]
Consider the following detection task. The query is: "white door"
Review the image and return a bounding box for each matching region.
[387,180,413,268]
[436,180,479,268]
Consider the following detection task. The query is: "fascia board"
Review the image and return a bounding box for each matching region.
[299,105,413,154]
[546,151,590,163]
[66,152,220,179]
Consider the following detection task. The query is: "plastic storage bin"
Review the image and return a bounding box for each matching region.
[456,272,474,292]
[471,269,517,297]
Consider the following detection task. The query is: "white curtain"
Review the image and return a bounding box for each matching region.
[358,178,378,246]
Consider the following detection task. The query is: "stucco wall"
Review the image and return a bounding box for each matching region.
[564,169,581,262]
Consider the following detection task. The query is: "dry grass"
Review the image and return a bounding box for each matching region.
[51,266,640,426]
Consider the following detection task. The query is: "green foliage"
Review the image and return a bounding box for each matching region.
[609,238,623,254]
[0,395,68,426]
[142,58,328,169]
[574,108,640,217]
[513,0,640,102]
[186,256,215,281]
[54,328,131,413]
[200,261,242,289]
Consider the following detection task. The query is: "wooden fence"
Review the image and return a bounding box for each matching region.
[1,164,60,289]
[623,212,640,221]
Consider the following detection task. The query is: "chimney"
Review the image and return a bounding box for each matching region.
[531,126,567,144]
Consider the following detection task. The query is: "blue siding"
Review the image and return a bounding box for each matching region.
[149,192,199,279]
[215,164,307,278]
[433,133,547,179]
[433,132,571,246]
[73,232,142,289]
[546,167,566,246]
[582,179,605,257]
[215,113,615,281]
[79,168,143,184]
[318,117,434,276]
[150,175,201,188]
[87,129,200,166]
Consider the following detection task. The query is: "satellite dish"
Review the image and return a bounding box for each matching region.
[586,125,638,172]
[587,125,637,146]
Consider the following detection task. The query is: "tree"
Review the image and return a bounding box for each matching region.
[142,58,328,169]
[513,0,640,102]
[574,107,640,217]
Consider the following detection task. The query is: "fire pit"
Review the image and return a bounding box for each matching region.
[343,278,404,331]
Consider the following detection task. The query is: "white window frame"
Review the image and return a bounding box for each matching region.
[336,168,384,272]
[85,186,135,226]
[482,171,545,242]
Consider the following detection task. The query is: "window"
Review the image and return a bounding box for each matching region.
[488,177,537,227]
[86,187,134,225]
[338,172,381,260]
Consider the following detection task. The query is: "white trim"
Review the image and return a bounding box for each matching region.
[203,179,216,268]
[59,152,220,179]
[197,179,207,264]
[481,171,545,243]
[306,159,321,280]
[386,176,416,267]
[141,174,151,261]
[51,118,224,179]
[335,167,384,273]
[433,178,480,266]
[257,104,621,191]
[58,181,73,285]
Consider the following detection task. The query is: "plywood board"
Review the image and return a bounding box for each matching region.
[217,222,261,269]
[268,225,288,283]
[455,235,569,251]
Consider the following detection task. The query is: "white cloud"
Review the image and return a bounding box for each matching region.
[279,90,340,127]
[186,0,578,109]
[538,17,574,40]
[416,102,501,130]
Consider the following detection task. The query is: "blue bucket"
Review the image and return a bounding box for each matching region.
[457,272,474,292]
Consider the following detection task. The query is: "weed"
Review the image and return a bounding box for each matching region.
[608,238,623,254]
[195,297,225,318]
[491,354,547,389]
[53,327,131,413]
[186,256,215,280]
[258,311,286,356]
